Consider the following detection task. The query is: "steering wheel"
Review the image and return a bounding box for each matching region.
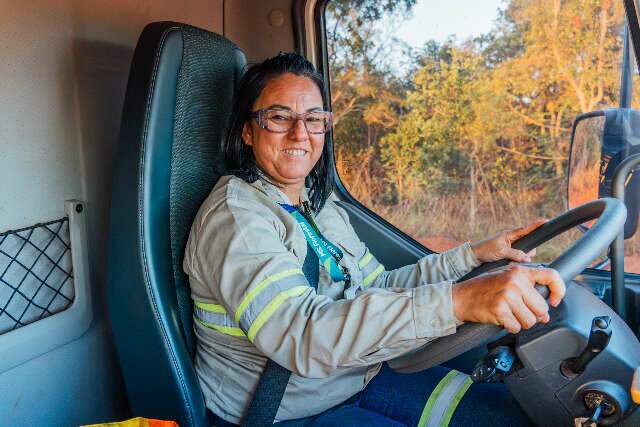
[389,198,627,373]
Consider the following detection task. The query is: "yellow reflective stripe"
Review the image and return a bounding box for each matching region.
[235,268,303,323]
[358,252,374,268]
[194,301,228,314]
[418,370,473,427]
[362,264,384,287]
[441,376,473,426]
[247,286,309,342]
[194,317,246,337]
[323,258,332,271]
[418,370,457,427]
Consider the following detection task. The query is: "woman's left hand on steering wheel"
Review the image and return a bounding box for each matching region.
[471,219,547,263]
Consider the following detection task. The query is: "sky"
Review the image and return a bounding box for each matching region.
[395,0,507,46]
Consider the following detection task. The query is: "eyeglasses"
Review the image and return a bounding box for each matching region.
[250,108,333,134]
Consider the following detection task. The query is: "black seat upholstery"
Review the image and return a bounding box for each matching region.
[107,22,246,427]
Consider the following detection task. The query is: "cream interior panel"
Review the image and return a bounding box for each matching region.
[0,0,81,230]
[225,0,294,63]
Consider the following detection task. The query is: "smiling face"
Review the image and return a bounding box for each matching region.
[242,73,325,196]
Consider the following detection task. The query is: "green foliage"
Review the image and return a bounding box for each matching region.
[328,0,627,256]
[382,47,481,197]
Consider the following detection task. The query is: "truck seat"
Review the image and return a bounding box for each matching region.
[107,22,246,427]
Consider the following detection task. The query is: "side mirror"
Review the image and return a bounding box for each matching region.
[567,108,640,238]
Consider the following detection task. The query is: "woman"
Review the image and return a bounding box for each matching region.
[183,52,565,426]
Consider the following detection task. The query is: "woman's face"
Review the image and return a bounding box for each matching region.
[242,73,325,188]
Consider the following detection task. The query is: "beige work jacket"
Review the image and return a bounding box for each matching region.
[183,174,480,424]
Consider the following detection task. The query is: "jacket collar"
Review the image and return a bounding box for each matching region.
[251,169,310,207]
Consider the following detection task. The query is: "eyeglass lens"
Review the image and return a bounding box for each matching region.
[262,110,331,133]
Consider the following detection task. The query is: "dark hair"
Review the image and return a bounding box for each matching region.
[224,52,334,212]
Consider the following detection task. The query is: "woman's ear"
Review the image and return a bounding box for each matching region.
[241,122,253,146]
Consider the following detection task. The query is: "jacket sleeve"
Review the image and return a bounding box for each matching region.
[364,243,481,291]
[189,194,460,379]
[328,201,481,290]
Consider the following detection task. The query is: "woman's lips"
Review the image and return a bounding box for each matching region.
[282,148,308,157]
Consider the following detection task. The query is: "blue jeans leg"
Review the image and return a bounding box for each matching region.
[306,404,405,427]
[288,364,531,427]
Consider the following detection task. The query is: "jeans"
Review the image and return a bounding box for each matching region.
[210,364,532,426]
[280,364,531,426]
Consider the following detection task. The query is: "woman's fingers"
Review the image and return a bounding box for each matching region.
[501,266,561,332]
[508,219,547,241]
[522,284,550,318]
[454,265,564,331]
[508,296,537,330]
[497,307,522,334]
[497,219,546,263]
[537,313,551,323]
[505,248,531,263]
[528,267,566,307]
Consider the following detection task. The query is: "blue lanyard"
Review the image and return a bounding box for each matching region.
[279,202,349,283]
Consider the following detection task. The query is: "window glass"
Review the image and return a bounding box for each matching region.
[327,0,633,268]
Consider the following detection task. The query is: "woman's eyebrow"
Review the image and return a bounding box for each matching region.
[267,104,292,111]
[266,104,325,112]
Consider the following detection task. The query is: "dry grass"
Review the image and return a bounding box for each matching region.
[335,151,640,266]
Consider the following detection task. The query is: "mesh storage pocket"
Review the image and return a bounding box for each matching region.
[0,218,74,334]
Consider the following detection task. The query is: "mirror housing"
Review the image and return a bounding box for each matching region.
[567,108,640,239]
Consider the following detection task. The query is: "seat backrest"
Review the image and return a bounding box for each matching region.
[107,22,246,427]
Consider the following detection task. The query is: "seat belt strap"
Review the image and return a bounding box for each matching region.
[242,241,319,426]
[417,369,473,427]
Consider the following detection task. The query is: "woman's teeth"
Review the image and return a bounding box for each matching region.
[283,149,307,157]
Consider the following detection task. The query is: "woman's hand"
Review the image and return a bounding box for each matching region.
[452,265,565,333]
[470,219,547,263]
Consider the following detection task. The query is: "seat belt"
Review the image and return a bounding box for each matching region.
[242,240,319,426]
[280,202,349,283]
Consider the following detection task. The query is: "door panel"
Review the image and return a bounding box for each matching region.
[0,1,224,426]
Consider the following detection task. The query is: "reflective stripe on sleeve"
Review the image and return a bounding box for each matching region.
[358,252,374,268]
[247,285,310,342]
[235,268,304,323]
[194,267,310,341]
[193,302,246,337]
[236,269,309,334]
[417,369,473,427]
[358,251,385,287]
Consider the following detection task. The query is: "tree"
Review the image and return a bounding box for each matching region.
[327,0,628,247]
[326,0,417,203]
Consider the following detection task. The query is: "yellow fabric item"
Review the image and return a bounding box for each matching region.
[632,366,640,404]
[82,417,178,427]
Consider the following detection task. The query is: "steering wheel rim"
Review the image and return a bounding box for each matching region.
[388,198,627,373]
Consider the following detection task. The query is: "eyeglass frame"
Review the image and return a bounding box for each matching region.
[249,108,333,134]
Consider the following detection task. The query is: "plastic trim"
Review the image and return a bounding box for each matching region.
[624,0,640,75]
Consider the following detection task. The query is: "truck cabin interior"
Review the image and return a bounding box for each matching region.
[1,1,640,426]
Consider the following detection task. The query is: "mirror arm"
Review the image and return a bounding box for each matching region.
[620,22,633,109]
[610,153,640,322]
[591,256,611,270]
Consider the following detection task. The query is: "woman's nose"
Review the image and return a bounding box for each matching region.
[288,118,309,139]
